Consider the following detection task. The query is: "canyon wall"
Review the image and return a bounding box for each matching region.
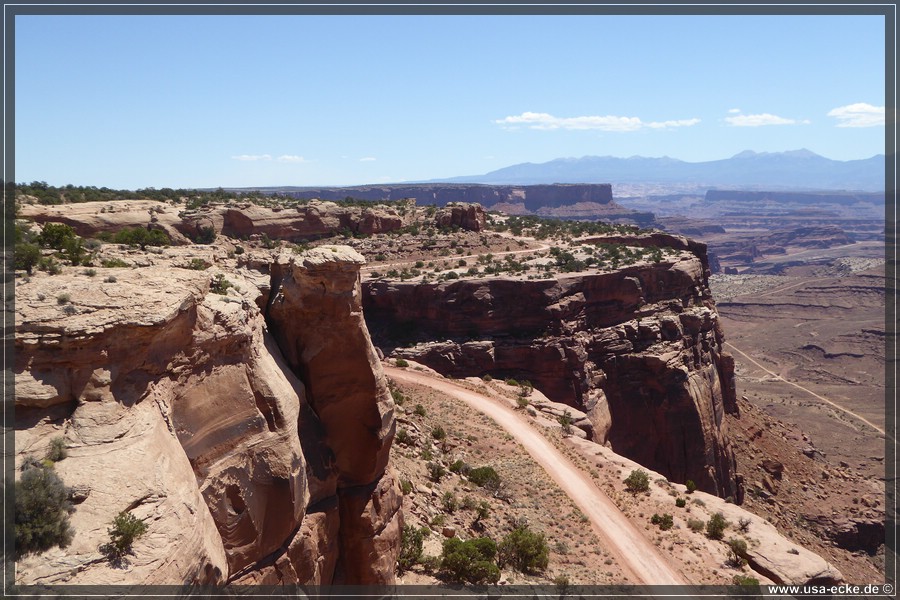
[14,246,399,585]
[363,239,740,498]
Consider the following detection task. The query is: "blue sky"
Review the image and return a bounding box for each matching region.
[14,13,886,188]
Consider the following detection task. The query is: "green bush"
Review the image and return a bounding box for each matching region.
[101,257,130,268]
[395,429,412,446]
[624,469,650,494]
[414,404,426,417]
[15,243,41,274]
[431,426,447,440]
[727,537,749,567]
[46,437,67,463]
[15,464,74,558]
[185,258,208,270]
[687,518,705,532]
[685,479,697,493]
[397,524,424,574]
[38,223,77,250]
[427,462,446,482]
[449,459,470,475]
[395,358,409,368]
[441,491,458,513]
[498,525,549,574]
[732,574,759,587]
[650,513,674,531]
[675,497,687,508]
[113,227,170,249]
[210,274,233,295]
[558,410,574,436]
[99,511,148,563]
[439,537,500,585]
[468,466,501,491]
[706,512,729,540]
[400,479,413,494]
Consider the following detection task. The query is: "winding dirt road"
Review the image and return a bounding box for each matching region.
[384,366,688,586]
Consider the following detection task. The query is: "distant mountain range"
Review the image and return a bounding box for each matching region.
[437,149,885,191]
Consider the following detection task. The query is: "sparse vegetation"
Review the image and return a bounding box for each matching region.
[15,463,74,559]
[398,524,425,574]
[675,497,687,508]
[99,511,148,564]
[650,513,674,531]
[624,469,650,494]
[498,524,550,574]
[467,466,501,491]
[706,512,729,540]
[727,537,749,567]
[439,537,500,585]
[46,437,67,463]
[395,358,409,368]
[685,479,697,493]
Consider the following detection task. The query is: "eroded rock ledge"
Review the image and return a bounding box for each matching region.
[363,238,740,499]
[14,246,399,585]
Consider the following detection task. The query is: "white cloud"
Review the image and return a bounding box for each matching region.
[360,157,377,162]
[231,154,272,161]
[827,103,885,127]
[725,113,808,127]
[277,155,308,163]
[494,111,700,132]
[728,108,741,114]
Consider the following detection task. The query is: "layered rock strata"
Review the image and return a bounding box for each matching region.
[14,246,398,585]
[364,238,740,498]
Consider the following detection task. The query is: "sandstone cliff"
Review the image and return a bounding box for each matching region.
[363,237,740,498]
[14,245,398,585]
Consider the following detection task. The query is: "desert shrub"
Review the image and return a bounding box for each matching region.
[400,479,413,494]
[706,512,729,540]
[46,437,67,463]
[15,243,41,274]
[474,501,491,524]
[414,404,426,417]
[56,293,71,305]
[675,497,687,508]
[185,258,208,270]
[732,574,760,587]
[738,517,752,533]
[558,410,574,436]
[504,378,519,386]
[516,395,530,409]
[439,537,500,585]
[449,459,470,475]
[482,374,493,382]
[104,275,117,283]
[427,462,446,482]
[395,429,412,446]
[624,469,650,494]
[15,464,74,558]
[650,513,674,531]
[210,274,233,295]
[397,524,424,574]
[101,257,130,268]
[685,479,697,493]
[468,466,501,491]
[395,358,409,368]
[195,226,217,244]
[99,511,148,563]
[498,525,549,574]
[38,223,77,249]
[687,518,705,532]
[727,537,749,567]
[113,227,170,249]
[441,491,458,514]
[83,268,97,277]
[420,555,441,574]
[431,426,447,440]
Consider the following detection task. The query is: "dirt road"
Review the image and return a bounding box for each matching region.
[724,341,885,436]
[385,366,688,586]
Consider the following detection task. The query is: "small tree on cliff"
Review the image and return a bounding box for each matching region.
[624,469,650,494]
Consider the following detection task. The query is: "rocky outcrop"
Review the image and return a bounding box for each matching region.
[18,200,192,243]
[14,245,398,585]
[181,201,413,242]
[18,199,415,245]
[432,203,486,232]
[363,242,740,498]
